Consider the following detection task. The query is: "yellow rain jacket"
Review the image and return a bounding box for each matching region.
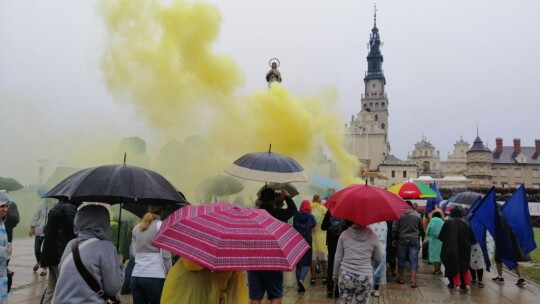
[161,258,248,304]
[311,202,328,255]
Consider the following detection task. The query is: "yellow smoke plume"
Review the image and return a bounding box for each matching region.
[101,0,361,200]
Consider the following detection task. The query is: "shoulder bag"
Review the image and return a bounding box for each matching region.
[72,240,122,304]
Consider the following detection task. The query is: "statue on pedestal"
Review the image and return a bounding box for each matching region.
[266,58,282,87]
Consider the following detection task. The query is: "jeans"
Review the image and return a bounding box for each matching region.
[34,236,45,263]
[131,276,165,304]
[397,239,420,270]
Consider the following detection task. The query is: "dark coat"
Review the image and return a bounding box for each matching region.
[40,203,77,267]
[438,217,476,275]
[321,210,352,253]
[258,196,298,223]
[293,212,316,267]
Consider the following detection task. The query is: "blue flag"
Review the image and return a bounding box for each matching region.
[425,182,442,213]
[500,184,537,254]
[470,186,517,269]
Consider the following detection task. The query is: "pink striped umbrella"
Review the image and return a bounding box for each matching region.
[152,202,309,271]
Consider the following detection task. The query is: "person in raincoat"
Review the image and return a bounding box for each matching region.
[0,196,13,304]
[438,206,476,295]
[161,258,248,304]
[292,200,316,292]
[52,204,124,303]
[426,210,444,276]
[310,194,328,285]
[367,221,387,298]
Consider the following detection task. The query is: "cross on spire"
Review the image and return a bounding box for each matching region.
[373,4,378,27]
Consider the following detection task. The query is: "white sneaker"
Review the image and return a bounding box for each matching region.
[371,290,380,297]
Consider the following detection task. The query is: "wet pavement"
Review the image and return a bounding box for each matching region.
[8,237,540,303]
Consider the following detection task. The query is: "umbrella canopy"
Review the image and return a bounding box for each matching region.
[122,191,189,218]
[0,177,23,192]
[448,191,484,206]
[225,149,309,183]
[327,184,411,226]
[197,175,244,197]
[152,202,310,271]
[257,183,299,198]
[387,182,438,199]
[42,164,185,205]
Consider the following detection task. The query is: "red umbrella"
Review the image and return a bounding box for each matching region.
[327,184,411,226]
[152,202,309,271]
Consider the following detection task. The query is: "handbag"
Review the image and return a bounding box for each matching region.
[72,240,122,304]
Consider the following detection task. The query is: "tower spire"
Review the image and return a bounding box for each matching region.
[373,4,378,27]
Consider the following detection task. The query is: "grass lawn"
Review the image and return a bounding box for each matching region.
[518,227,540,284]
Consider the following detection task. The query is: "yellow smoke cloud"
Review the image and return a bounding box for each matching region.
[101,0,361,200]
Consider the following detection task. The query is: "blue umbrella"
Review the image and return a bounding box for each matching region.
[225,146,309,183]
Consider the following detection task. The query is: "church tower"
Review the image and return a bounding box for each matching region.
[347,7,391,171]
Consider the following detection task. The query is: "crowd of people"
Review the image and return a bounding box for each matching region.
[0,187,535,304]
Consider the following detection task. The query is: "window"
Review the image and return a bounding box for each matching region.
[381,123,385,130]
[533,170,539,178]
[515,169,521,178]
[492,169,497,177]
[403,171,407,178]
[500,169,507,177]
[479,166,484,173]
[533,184,540,189]
[391,170,395,178]
[479,180,485,185]
[470,166,476,173]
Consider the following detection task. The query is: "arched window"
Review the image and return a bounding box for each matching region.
[422,161,431,173]
[375,114,378,121]
[381,102,385,109]
[381,123,385,129]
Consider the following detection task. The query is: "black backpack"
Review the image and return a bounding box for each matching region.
[329,217,346,235]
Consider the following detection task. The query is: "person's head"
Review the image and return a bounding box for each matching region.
[259,188,277,207]
[405,200,414,208]
[351,223,366,230]
[0,200,10,219]
[140,204,163,231]
[75,204,111,241]
[412,202,418,210]
[312,194,321,203]
[450,205,465,218]
[299,200,312,213]
[432,210,442,219]
[271,62,277,69]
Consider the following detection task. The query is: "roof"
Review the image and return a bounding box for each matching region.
[491,146,540,165]
[468,136,491,153]
[380,155,417,166]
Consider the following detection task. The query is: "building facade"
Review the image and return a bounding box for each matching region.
[466,136,492,188]
[490,138,540,189]
[346,12,390,171]
[407,136,442,177]
[440,138,469,176]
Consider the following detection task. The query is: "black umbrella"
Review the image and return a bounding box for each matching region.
[257,183,300,198]
[43,164,186,247]
[448,191,484,206]
[122,191,189,218]
[0,177,23,192]
[197,175,244,197]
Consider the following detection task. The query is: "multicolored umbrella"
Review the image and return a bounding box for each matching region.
[152,202,310,271]
[387,182,438,199]
[327,184,410,226]
[225,146,309,183]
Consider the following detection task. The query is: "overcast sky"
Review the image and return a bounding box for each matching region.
[1,0,539,185]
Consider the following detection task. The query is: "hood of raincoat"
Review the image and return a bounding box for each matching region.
[74,204,111,241]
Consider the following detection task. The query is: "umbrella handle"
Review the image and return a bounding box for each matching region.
[117,203,122,250]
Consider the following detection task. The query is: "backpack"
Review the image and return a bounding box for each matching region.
[329,217,346,235]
